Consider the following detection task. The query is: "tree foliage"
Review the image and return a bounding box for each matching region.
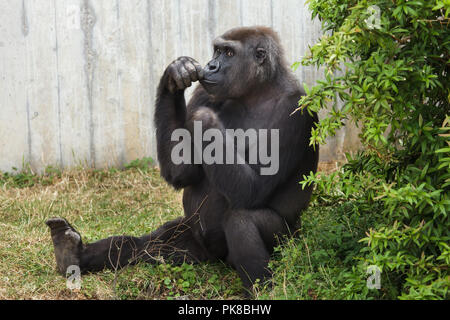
[299,0,450,299]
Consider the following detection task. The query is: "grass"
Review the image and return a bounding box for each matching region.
[0,162,243,299]
[0,159,376,300]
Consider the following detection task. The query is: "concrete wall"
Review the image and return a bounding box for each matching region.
[0,0,356,173]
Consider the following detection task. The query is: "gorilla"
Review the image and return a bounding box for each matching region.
[46,26,318,294]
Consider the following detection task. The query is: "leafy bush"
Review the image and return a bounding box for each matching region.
[259,201,390,300]
[298,0,449,299]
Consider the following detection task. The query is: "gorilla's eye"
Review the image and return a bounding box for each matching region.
[225,49,234,57]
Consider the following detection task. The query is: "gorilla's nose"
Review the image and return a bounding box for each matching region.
[205,60,220,74]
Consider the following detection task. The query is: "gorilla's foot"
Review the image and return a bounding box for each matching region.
[45,217,83,275]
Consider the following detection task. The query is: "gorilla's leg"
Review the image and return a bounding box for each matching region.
[46,216,209,275]
[223,209,288,291]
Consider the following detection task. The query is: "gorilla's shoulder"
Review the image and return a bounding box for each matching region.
[278,88,306,112]
[277,88,317,127]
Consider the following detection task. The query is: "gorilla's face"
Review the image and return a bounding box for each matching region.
[201,37,265,101]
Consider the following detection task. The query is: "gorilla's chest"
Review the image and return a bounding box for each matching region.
[216,100,274,130]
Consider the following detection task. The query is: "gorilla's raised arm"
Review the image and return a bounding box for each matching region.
[154,57,204,189]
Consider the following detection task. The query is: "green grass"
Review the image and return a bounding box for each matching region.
[0,160,380,300]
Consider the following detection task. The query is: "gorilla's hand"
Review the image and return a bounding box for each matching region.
[165,57,204,93]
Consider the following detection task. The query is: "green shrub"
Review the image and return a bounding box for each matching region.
[298,0,449,299]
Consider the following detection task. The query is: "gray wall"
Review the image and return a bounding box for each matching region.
[0,0,356,173]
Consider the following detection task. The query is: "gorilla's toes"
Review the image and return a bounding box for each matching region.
[45,217,83,275]
[46,217,71,230]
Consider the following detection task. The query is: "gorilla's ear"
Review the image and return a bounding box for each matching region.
[255,48,267,64]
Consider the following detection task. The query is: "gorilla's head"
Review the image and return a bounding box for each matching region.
[200,26,288,101]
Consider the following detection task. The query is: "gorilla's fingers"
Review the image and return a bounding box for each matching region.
[185,57,204,80]
[192,60,204,80]
[178,63,192,88]
[183,60,199,82]
[165,57,204,92]
[168,64,185,91]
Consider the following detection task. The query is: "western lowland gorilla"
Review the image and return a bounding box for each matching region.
[46,26,318,294]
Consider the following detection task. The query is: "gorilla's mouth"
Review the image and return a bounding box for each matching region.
[200,79,219,94]
[201,79,218,85]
